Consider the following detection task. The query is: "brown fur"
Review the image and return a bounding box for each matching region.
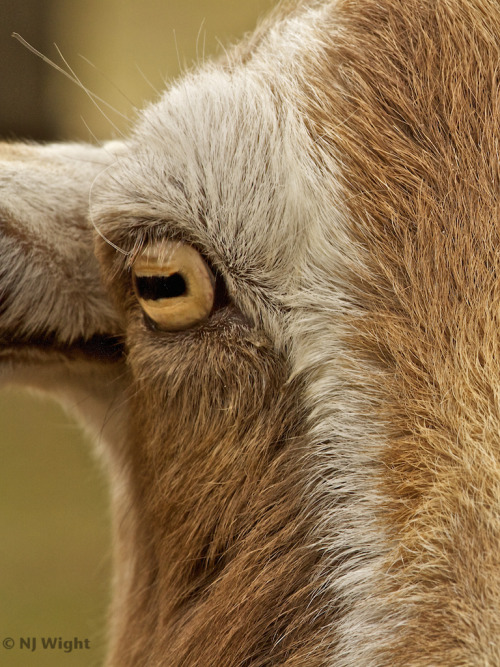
[302,0,500,663]
[2,1,500,665]
[96,239,335,665]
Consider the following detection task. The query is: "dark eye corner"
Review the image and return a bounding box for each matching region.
[211,267,231,312]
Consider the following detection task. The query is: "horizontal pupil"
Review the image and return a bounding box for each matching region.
[135,273,187,300]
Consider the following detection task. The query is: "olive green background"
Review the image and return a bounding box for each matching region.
[0,1,274,664]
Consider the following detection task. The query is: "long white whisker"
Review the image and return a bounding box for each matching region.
[172,28,185,75]
[135,63,161,96]
[215,35,231,63]
[78,54,138,110]
[53,43,127,137]
[12,33,130,131]
[196,19,207,65]
[88,162,131,256]
[80,115,105,146]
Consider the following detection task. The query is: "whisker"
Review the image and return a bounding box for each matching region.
[172,28,185,75]
[78,53,138,110]
[88,162,131,256]
[135,63,161,96]
[96,372,135,449]
[53,43,127,137]
[12,33,130,133]
[80,115,105,145]
[215,36,231,63]
[196,19,207,66]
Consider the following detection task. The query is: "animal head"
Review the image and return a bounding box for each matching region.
[1,1,500,664]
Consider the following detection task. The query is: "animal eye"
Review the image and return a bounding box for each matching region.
[132,241,215,331]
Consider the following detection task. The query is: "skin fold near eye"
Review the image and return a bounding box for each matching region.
[132,241,215,331]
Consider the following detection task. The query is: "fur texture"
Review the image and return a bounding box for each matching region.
[1,1,500,664]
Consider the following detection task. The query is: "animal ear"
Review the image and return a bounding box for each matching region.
[0,141,123,346]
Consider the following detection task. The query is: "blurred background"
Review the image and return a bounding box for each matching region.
[0,1,275,664]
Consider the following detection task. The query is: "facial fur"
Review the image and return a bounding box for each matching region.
[1,1,500,665]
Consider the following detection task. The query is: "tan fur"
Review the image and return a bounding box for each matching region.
[1,1,500,665]
[299,0,500,663]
